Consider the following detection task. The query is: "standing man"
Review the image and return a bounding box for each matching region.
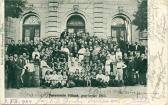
[60,29,68,39]
[6,55,15,88]
[7,40,16,55]
[139,54,147,85]
[134,42,140,52]
[134,51,141,84]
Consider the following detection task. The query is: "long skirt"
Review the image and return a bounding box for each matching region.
[105,65,111,75]
[115,69,123,81]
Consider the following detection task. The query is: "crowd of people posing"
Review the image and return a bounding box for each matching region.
[5,31,147,89]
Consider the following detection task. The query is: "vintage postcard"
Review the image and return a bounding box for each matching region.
[0,0,168,104]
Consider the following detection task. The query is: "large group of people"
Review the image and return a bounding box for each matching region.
[5,31,147,89]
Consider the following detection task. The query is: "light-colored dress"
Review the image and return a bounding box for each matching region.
[115,62,127,81]
[40,60,52,79]
[105,59,112,75]
[78,48,86,62]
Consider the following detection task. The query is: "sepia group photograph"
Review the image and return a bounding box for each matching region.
[2,0,151,103]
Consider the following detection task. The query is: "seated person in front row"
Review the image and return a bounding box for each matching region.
[44,70,51,87]
[96,70,105,87]
[74,69,80,86]
[103,72,110,87]
[96,70,108,88]
[50,71,58,88]
[109,72,116,87]
[49,71,64,88]
[57,71,63,88]
[78,71,85,87]
[84,72,91,87]
[91,71,97,87]
[62,71,68,87]
[67,72,75,88]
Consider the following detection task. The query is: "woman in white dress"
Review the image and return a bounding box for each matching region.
[40,55,53,85]
[78,45,86,63]
[105,54,112,75]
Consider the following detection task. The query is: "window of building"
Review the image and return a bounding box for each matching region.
[23,15,40,42]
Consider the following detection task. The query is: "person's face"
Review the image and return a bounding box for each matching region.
[110,72,113,76]
[30,40,33,43]
[71,62,74,66]
[30,60,33,63]
[130,52,133,56]
[9,56,13,61]
[53,71,56,75]
[124,53,127,57]
[47,71,50,75]
[136,52,140,57]
[129,58,133,62]
[99,71,102,74]
[23,53,26,57]
[34,48,38,51]
[135,42,138,45]
[18,40,21,44]
[105,72,108,75]
[111,52,114,55]
[11,40,15,44]
[63,72,66,75]
[14,54,17,59]
[19,55,23,59]
[141,54,145,59]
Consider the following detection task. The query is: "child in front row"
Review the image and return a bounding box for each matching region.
[62,71,68,87]
[50,71,58,88]
[84,72,91,87]
[57,71,63,88]
[44,70,51,87]
[103,72,110,87]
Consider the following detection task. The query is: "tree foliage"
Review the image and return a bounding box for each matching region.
[5,0,26,18]
[133,0,147,31]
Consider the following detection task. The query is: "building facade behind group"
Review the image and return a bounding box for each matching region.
[5,0,147,46]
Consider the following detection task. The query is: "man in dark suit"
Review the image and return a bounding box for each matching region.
[16,40,23,55]
[129,43,135,51]
[7,40,16,55]
[134,51,141,84]
[139,54,147,85]
[27,40,34,60]
[6,55,15,88]
[134,42,141,51]
[139,43,146,54]
[60,29,68,39]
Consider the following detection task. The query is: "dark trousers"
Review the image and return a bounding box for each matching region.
[7,73,15,88]
[15,72,22,88]
[139,72,147,85]
[91,79,97,87]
